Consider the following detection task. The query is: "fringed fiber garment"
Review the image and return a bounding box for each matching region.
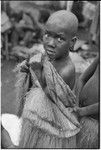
[17,55,80,148]
[76,117,99,148]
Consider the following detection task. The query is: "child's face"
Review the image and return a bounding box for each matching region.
[43,23,71,60]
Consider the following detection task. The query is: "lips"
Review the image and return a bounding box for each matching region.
[47,50,55,55]
[45,50,55,60]
[46,47,55,54]
[44,45,56,58]
[47,50,55,57]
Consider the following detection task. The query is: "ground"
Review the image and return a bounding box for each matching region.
[1,28,98,115]
[1,60,18,114]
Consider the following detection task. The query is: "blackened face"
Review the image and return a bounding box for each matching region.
[43,23,71,60]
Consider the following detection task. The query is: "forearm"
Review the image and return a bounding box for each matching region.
[80,103,99,117]
[74,78,84,99]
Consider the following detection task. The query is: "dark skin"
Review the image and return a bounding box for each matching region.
[74,54,99,119]
[40,10,78,91]
[42,22,77,90]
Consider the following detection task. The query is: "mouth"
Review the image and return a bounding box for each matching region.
[46,50,55,60]
[46,47,55,54]
[47,50,55,54]
[46,50,55,56]
[44,45,56,59]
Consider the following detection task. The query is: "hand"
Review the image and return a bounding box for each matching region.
[73,106,83,117]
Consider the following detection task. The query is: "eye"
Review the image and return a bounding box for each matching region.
[44,34,49,38]
[57,37,64,43]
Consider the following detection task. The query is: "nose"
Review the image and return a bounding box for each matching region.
[47,37,55,48]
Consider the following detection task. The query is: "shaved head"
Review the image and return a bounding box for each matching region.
[46,10,78,37]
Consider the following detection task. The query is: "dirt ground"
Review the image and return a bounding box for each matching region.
[1,28,98,115]
[1,60,18,115]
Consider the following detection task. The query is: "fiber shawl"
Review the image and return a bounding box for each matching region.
[18,55,80,148]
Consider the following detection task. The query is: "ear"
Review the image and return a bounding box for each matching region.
[69,36,77,51]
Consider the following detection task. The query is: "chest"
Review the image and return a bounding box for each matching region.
[42,60,75,89]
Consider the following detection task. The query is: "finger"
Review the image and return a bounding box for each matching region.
[67,107,74,113]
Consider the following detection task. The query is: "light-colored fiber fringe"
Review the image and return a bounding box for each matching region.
[15,62,30,117]
[76,117,99,148]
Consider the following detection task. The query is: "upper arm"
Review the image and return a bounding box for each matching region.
[62,62,75,90]
[80,55,99,83]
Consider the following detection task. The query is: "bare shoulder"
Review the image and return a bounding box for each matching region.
[60,56,75,89]
[61,56,75,74]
